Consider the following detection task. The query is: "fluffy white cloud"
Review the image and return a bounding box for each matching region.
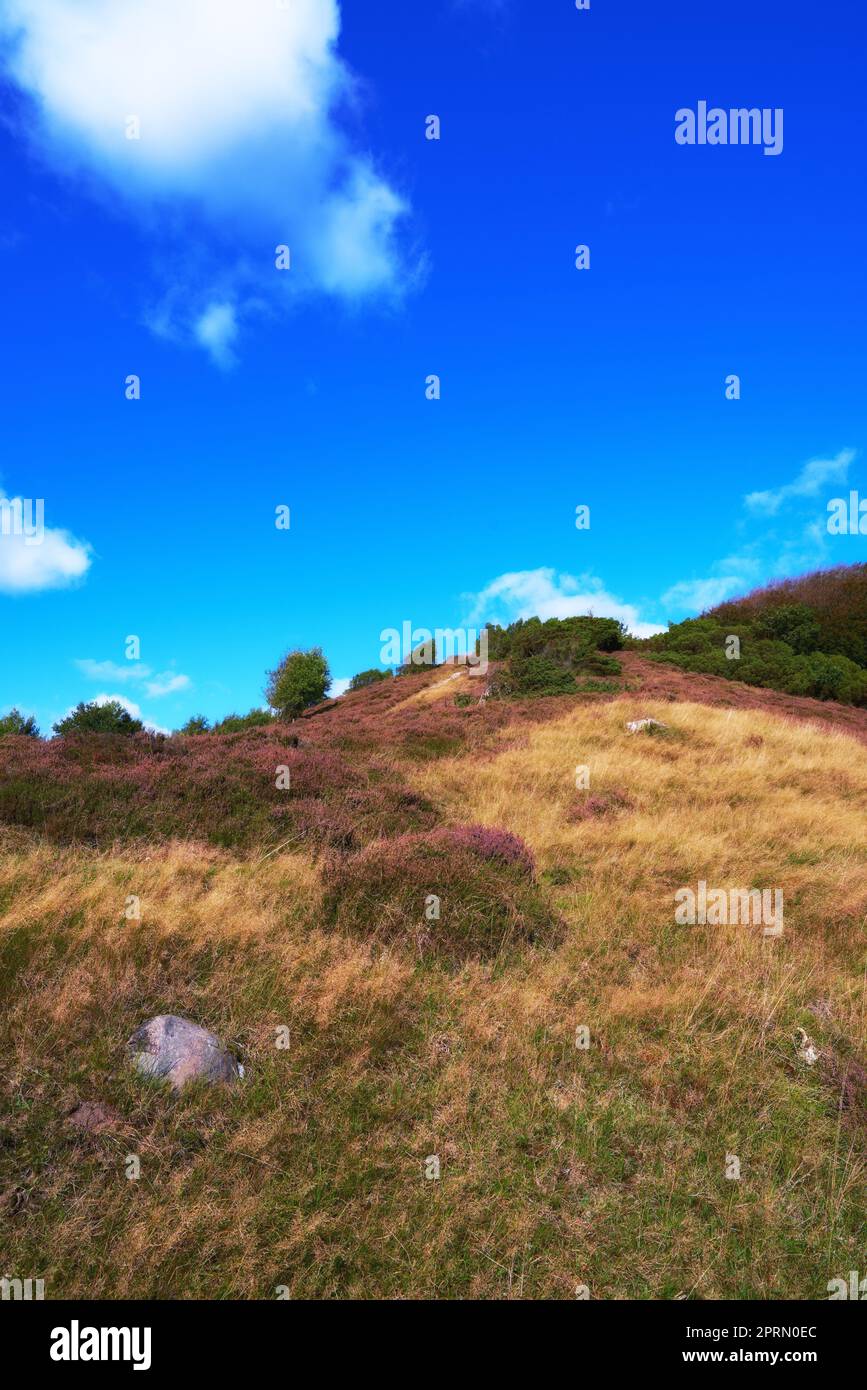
[328,677,351,699]
[0,0,411,357]
[465,568,665,639]
[0,494,91,593]
[744,449,855,516]
[75,658,190,699]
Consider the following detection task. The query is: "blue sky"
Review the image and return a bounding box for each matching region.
[1,0,865,733]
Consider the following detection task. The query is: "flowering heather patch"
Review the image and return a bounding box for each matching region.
[0,730,437,851]
[566,788,634,823]
[444,823,536,876]
[323,825,559,963]
[0,670,585,853]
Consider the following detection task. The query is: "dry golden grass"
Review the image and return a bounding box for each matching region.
[1,697,866,1299]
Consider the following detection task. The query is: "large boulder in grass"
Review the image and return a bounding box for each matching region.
[127,1015,242,1091]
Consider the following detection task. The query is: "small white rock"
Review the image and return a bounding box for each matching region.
[626,718,668,734]
[796,1028,820,1066]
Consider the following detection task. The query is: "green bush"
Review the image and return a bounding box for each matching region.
[53,701,144,737]
[645,602,867,708]
[212,709,274,734]
[349,668,392,692]
[484,615,624,698]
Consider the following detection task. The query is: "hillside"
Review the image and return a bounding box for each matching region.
[2,659,867,1300]
[642,563,867,706]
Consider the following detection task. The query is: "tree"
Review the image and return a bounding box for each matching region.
[397,639,438,676]
[265,648,330,719]
[179,715,211,735]
[348,668,391,692]
[53,700,144,737]
[0,707,40,738]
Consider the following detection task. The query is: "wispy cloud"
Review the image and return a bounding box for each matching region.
[662,448,859,617]
[75,658,190,699]
[464,568,665,639]
[661,575,744,612]
[0,0,413,362]
[744,448,855,516]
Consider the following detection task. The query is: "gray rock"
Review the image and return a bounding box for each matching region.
[127,1015,243,1091]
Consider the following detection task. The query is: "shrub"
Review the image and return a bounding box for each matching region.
[349,668,392,691]
[323,825,560,963]
[753,603,821,654]
[0,708,39,738]
[643,574,867,708]
[53,700,144,737]
[212,709,274,734]
[508,656,577,697]
[265,648,330,719]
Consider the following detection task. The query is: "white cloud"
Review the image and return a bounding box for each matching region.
[0,494,92,593]
[0,0,411,358]
[744,448,855,516]
[328,677,351,699]
[465,568,666,639]
[75,658,190,699]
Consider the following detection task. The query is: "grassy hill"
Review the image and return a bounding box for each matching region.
[2,649,867,1299]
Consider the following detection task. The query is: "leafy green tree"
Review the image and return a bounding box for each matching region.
[53,700,144,737]
[349,668,391,692]
[0,708,40,738]
[179,714,211,735]
[265,648,330,719]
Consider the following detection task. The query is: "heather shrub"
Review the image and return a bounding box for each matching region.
[0,728,439,851]
[567,788,634,822]
[323,825,561,963]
